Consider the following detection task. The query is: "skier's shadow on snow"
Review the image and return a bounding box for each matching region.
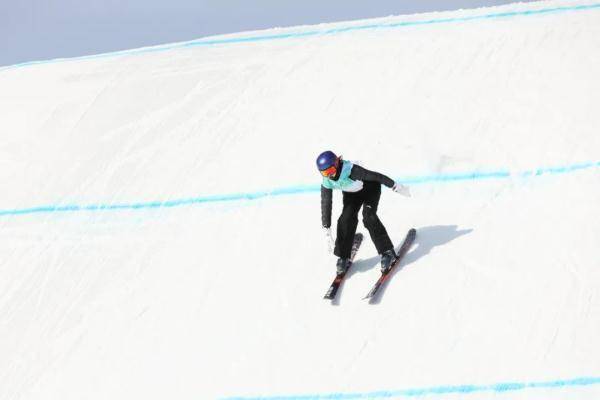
[345,225,473,304]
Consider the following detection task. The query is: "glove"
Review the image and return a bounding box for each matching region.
[392,182,411,197]
[323,227,335,254]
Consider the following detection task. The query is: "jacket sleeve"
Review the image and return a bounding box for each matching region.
[350,164,395,188]
[321,185,333,228]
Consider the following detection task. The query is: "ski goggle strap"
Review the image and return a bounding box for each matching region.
[320,165,337,177]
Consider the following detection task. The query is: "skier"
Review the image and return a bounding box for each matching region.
[317,150,410,274]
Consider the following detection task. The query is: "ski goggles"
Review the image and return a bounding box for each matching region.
[320,165,337,177]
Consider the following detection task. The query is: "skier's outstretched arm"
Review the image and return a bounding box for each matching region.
[321,186,333,228]
[349,165,395,188]
[350,164,411,196]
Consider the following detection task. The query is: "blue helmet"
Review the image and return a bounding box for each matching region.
[316,150,338,171]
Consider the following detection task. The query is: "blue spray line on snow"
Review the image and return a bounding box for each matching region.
[0,161,599,218]
[2,3,600,71]
[221,376,600,400]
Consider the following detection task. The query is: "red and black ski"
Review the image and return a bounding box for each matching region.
[323,233,364,300]
[363,228,416,300]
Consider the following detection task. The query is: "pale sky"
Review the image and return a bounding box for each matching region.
[1,0,530,67]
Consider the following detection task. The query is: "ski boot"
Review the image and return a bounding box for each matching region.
[336,257,351,275]
[380,249,397,273]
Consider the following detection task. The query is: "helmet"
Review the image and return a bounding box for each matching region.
[316,150,339,177]
[316,151,337,170]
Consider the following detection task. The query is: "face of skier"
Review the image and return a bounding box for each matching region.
[320,165,337,178]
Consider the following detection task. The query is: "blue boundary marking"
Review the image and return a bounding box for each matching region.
[2,3,600,71]
[0,161,599,217]
[221,376,600,399]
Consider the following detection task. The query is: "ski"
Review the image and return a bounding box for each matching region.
[363,228,416,300]
[324,233,364,300]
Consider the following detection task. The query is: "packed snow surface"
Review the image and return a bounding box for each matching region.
[1,1,600,399]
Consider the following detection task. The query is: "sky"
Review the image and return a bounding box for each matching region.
[1,0,531,67]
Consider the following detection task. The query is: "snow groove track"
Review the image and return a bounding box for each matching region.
[1,1,600,399]
[223,376,600,399]
[1,2,600,71]
[0,161,599,217]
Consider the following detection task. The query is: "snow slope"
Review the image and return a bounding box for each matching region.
[1,1,600,399]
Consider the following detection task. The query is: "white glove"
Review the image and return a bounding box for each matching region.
[392,182,411,197]
[323,227,335,254]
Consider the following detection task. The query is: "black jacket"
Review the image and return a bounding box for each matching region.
[321,163,394,228]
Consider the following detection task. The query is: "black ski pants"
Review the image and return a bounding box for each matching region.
[334,181,394,259]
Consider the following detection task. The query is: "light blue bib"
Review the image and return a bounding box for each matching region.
[322,161,364,192]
